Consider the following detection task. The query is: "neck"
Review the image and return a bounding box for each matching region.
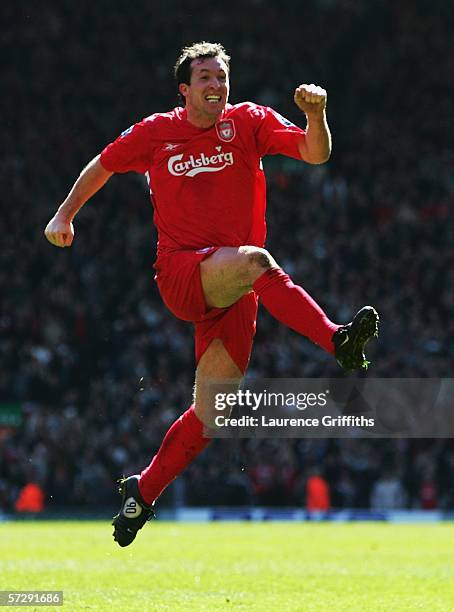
[185,107,223,129]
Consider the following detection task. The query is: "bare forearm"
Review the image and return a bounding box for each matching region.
[298,112,331,164]
[56,155,113,221]
[45,155,112,248]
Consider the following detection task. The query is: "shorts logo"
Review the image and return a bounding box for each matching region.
[168,148,234,177]
[216,119,236,142]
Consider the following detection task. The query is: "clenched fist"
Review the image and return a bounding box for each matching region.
[294,84,327,116]
[44,214,74,247]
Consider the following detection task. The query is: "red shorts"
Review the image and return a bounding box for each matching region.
[154,248,258,374]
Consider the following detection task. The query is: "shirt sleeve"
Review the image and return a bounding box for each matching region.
[251,104,306,160]
[100,116,156,174]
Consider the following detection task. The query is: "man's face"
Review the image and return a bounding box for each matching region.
[179,56,230,123]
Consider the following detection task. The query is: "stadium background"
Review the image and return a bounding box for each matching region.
[1,0,452,514]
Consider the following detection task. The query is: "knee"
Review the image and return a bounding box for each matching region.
[239,246,277,285]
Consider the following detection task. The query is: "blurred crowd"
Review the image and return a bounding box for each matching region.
[1,0,453,513]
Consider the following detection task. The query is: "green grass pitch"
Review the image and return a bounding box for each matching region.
[1,521,453,610]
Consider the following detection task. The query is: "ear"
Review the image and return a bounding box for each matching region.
[179,83,189,100]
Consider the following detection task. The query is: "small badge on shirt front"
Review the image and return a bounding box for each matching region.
[216,119,236,142]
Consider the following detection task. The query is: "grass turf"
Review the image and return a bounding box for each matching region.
[0,521,453,611]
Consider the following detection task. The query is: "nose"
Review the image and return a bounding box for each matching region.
[210,77,223,89]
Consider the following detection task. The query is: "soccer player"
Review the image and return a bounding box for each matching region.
[44,42,379,546]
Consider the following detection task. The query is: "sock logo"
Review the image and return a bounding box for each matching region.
[122,497,142,518]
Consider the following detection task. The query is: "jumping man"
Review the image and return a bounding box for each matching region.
[44,42,379,546]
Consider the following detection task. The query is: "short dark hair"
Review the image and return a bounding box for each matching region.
[174,41,230,106]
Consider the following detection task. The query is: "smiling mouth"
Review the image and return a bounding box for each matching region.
[205,95,222,104]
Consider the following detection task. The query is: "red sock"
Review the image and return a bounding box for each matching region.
[253,267,339,354]
[138,405,210,505]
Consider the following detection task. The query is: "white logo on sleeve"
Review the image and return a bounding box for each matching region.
[168,147,234,177]
[122,497,142,518]
[272,110,296,128]
[120,126,134,138]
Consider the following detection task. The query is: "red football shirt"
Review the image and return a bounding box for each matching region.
[100,102,305,255]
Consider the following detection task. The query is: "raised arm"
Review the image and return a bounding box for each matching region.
[44,155,113,247]
[294,84,331,165]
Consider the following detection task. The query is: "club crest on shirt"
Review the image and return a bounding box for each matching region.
[216,119,236,142]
